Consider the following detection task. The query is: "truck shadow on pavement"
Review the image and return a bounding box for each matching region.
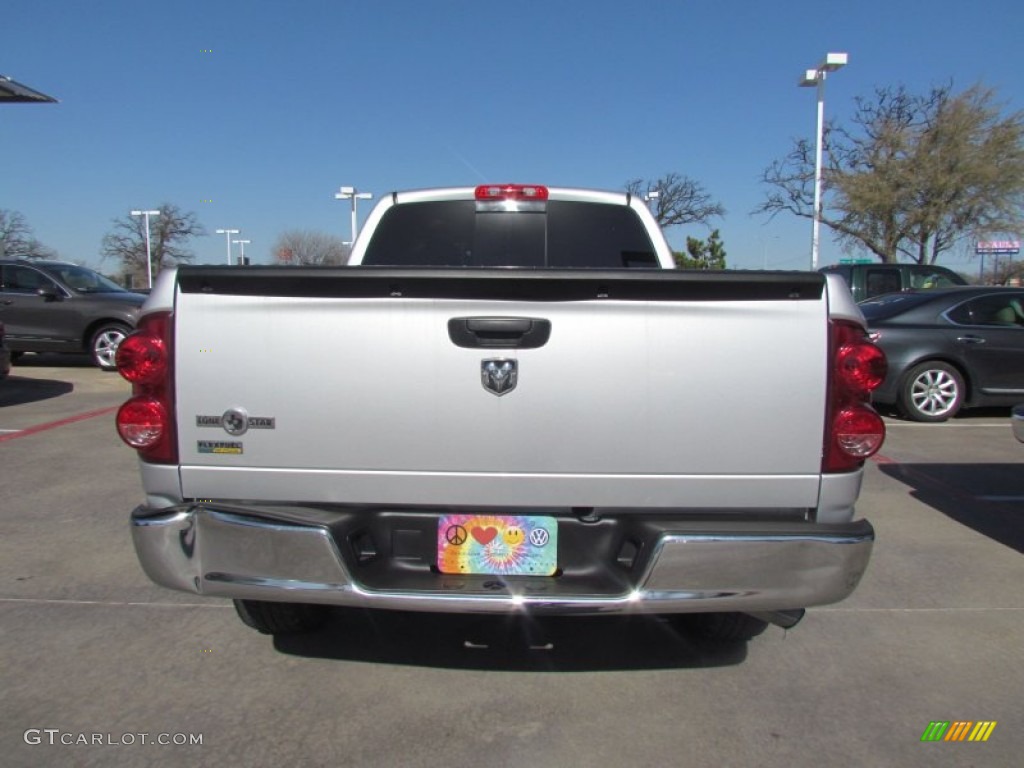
[11,352,94,368]
[273,611,750,670]
[0,375,74,407]
[878,463,1024,553]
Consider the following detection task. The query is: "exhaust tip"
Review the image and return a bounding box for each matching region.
[747,609,806,629]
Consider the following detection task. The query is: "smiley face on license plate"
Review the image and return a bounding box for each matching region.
[437,514,557,576]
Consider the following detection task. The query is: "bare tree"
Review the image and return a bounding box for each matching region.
[757,83,1024,264]
[0,209,58,259]
[101,203,205,282]
[272,230,350,265]
[626,172,725,229]
[985,256,1024,285]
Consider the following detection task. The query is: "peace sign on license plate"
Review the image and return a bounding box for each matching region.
[436,514,558,576]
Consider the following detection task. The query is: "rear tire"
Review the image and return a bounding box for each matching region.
[89,323,130,370]
[897,361,964,422]
[676,612,769,642]
[233,599,328,635]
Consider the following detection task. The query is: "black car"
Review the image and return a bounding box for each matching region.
[0,260,147,369]
[0,321,11,380]
[861,287,1024,421]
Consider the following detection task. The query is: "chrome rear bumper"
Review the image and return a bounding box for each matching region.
[131,504,873,615]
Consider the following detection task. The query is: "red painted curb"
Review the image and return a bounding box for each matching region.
[0,405,119,443]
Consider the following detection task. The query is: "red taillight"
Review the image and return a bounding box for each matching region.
[117,396,167,448]
[115,311,176,464]
[833,407,886,458]
[836,341,887,393]
[474,184,549,201]
[116,332,167,385]
[824,320,887,472]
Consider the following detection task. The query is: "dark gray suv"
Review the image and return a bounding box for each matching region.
[0,260,146,369]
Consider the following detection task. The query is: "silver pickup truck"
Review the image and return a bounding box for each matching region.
[115,184,886,643]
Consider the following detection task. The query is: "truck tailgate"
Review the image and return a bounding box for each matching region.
[172,268,828,509]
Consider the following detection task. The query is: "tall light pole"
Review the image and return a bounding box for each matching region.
[215,228,240,265]
[335,186,373,245]
[799,52,848,270]
[130,209,161,289]
[232,239,251,265]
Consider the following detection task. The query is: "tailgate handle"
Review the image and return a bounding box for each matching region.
[448,316,551,349]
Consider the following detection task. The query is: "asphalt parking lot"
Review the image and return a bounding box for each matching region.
[1,355,1022,768]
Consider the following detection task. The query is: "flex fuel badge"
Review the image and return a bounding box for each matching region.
[198,441,243,455]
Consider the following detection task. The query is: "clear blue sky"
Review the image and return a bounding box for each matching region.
[4,0,1023,274]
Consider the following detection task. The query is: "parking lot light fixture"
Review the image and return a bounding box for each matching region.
[130,209,161,289]
[335,186,373,246]
[799,52,848,270]
[215,228,240,266]
[232,239,251,265]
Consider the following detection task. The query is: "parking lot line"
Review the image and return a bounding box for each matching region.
[883,422,1010,428]
[0,597,231,609]
[0,405,118,443]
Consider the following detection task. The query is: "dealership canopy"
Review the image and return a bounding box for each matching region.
[0,75,58,103]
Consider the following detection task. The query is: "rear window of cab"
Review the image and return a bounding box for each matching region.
[362,200,658,268]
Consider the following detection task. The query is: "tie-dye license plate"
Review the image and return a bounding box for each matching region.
[437,515,558,576]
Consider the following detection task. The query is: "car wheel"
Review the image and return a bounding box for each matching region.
[233,599,328,635]
[9,351,23,363]
[671,612,769,642]
[898,361,965,422]
[89,323,130,370]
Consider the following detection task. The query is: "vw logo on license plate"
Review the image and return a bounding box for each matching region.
[481,359,518,396]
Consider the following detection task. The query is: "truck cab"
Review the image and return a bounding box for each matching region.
[820,263,966,303]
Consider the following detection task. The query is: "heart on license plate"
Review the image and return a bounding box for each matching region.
[437,514,557,576]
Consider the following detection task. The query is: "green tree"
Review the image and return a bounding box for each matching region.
[101,203,205,283]
[626,172,725,229]
[756,83,1024,264]
[674,229,727,269]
